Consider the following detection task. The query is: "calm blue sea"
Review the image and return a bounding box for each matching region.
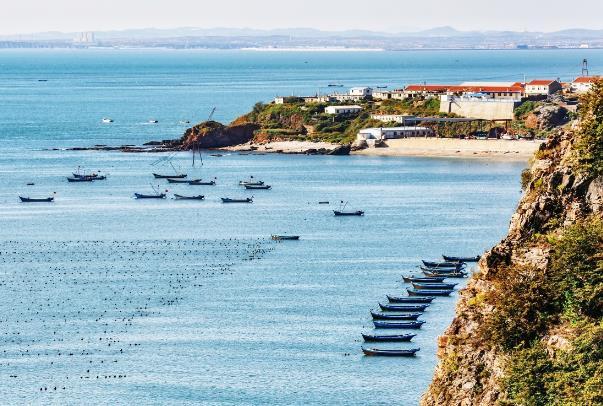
[0,49,583,404]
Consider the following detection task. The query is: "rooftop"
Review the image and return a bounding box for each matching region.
[527,79,558,86]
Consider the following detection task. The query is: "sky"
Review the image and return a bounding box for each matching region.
[2,0,603,35]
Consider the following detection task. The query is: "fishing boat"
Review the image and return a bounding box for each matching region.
[333,210,364,216]
[419,265,465,273]
[386,295,435,304]
[209,154,223,157]
[402,275,447,283]
[443,255,481,262]
[167,178,200,184]
[134,193,166,199]
[318,201,329,204]
[373,321,425,329]
[67,176,94,182]
[379,303,429,312]
[271,235,300,241]
[361,333,416,342]
[407,288,453,297]
[412,282,458,290]
[370,311,422,320]
[362,347,420,356]
[101,118,113,123]
[239,178,264,186]
[173,194,204,200]
[244,184,271,190]
[423,260,465,268]
[153,173,187,179]
[148,119,159,124]
[188,180,216,186]
[19,196,54,203]
[422,269,467,278]
[221,197,253,203]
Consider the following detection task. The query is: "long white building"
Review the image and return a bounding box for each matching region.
[357,126,433,141]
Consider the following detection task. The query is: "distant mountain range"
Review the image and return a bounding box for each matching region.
[3,26,603,49]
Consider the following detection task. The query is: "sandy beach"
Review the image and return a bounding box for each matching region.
[352,138,543,160]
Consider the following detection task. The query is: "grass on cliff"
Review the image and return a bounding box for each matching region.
[574,80,603,177]
[476,217,603,405]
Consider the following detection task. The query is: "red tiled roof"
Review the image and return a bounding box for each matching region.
[404,84,523,93]
[527,80,557,86]
[573,76,601,83]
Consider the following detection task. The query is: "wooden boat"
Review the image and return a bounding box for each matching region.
[239,179,264,186]
[333,210,364,216]
[72,172,103,179]
[412,282,458,290]
[134,193,166,199]
[379,303,429,312]
[188,180,216,186]
[361,333,416,342]
[19,196,54,203]
[419,265,465,273]
[443,255,480,262]
[407,288,453,296]
[244,184,271,190]
[373,321,425,329]
[371,311,422,320]
[221,197,253,203]
[422,270,467,278]
[271,235,300,241]
[402,275,446,283]
[423,260,465,268]
[362,347,420,356]
[173,194,204,200]
[67,176,94,182]
[153,173,186,179]
[386,295,434,304]
[168,178,200,184]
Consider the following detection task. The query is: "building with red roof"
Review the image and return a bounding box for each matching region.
[571,76,602,93]
[525,79,562,96]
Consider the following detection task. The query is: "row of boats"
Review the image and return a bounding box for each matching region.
[361,255,480,357]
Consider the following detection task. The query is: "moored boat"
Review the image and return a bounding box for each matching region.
[134,193,166,199]
[361,333,416,342]
[379,303,429,312]
[370,311,422,320]
[19,196,54,203]
[407,288,453,296]
[419,265,465,273]
[443,255,481,262]
[422,269,467,278]
[153,173,187,179]
[221,197,253,203]
[333,210,364,216]
[173,194,204,200]
[188,180,216,186]
[362,347,420,356]
[422,260,465,268]
[412,282,458,290]
[67,176,94,182]
[271,235,300,241]
[386,295,434,304]
[244,184,271,190]
[167,178,199,184]
[402,275,446,283]
[373,320,426,329]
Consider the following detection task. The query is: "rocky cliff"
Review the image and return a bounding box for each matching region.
[422,85,603,405]
[180,121,259,149]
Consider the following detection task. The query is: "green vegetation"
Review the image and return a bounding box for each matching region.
[574,80,603,176]
[514,100,538,120]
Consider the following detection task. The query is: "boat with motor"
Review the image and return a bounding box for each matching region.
[373,320,426,329]
[271,235,300,241]
[167,178,200,184]
[361,333,416,342]
[334,210,364,216]
[386,295,434,304]
[423,260,465,268]
[239,177,264,186]
[412,282,458,290]
[67,176,95,182]
[19,196,54,203]
[188,180,216,186]
[370,311,422,320]
[245,184,271,190]
[153,173,187,179]
[422,269,467,278]
[379,303,429,312]
[134,193,166,199]
[402,275,447,283]
[407,288,454,296]
[221,197,253,203]
[362,347,420,356]
[101,118,113,123]
[173,194,204,200]
[419,265,465,273]
[148,119,158,124]
[443,255,481,262]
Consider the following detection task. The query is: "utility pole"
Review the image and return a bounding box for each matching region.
[582,59,589,77]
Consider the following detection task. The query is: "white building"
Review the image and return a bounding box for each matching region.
[525,80,562,96]
[357,126,433,141]
[371,114,417,124]
[325,105,363,115]
[349,87,373,97]
[571,76,601,94]
[439,94,519,120]
[372,90,392,100]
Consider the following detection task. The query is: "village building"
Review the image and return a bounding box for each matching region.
[439,94,520,120]
[370,114,417,124]
[349,87,373,97]
[403,83,524,100]
[525,79,562,96]
[357,126,434,141]
[325,105,363,115]
[372,90,392,100]
[571,76,601,94]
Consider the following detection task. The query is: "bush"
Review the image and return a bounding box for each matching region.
[574,80,603,176]
[515,100,537,119]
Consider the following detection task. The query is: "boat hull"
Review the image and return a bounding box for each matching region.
[19,197,54,203]
[402,275,446,283]
[386,295,434,304]
[134,193,166,199]
[371,312,421,320]
[412,282,457,290]
[333,210,364,216]
[443,255,480,262]
[407,288,453,296]
[361,334,416,342]
[153,173,186,179]
[362,347,420,356]
[379,303,429,312]
[373,321,425,329]
[221,198,253,203]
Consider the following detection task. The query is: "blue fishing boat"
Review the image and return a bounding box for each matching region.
[370,311,422,320]
[402,275,447,283]
[412,282,458,290]
[386,295,434,304]
[443,255,480,262]
[422,269,467,278]
[19,196,54,203]
[362,347,420,356]
[422,260,465,268]
[379,303,429,312]
[373,320,425,329]
[134,193,166,199]
[407,288,453,296]
[221,197,253,203]
[361,333,416,342]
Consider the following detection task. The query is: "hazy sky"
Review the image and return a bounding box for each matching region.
[3,0,603,35]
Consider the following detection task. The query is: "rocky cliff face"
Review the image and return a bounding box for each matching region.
[180,121,259,149]
[421,123,602,405]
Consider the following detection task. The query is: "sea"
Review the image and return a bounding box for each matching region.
[0,48,598,404]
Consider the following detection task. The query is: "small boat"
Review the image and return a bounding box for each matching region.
[386,295,435,304]
[371,311,422,320]
[101,118,113,123]
[67,176,94,182]
[412,282,457,290]
[419,265,465,273]
[362,347,420,356]
[318,201,329,205]
[239,179,264,186]
[26,183,35,186]
[188,180,216,186]
[333,210,364,216]
[271,235,300,241]
[423,260,465,268]
[210,154,223,157]
[173,194,204,200]
[134,193,166,199]
[221,197,253,203]
[167,178,200,184]
[153,173,187,179]
[327,84,344,87]
[361,333,416,342]
[19,196,54,203]
[443,255,481,262]
[245,184,271,190]
[402,275,446,283]
[422,270,467,278]
[148,119,159,124]
[373,321,425,329]
[379,303,429,312]
[407,288,453,297]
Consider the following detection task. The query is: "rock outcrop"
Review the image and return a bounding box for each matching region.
[524,104,569,131]
[180,121,259,149]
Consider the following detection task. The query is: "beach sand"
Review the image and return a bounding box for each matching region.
[352,138,543,160]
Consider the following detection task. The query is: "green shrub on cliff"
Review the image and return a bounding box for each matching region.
[574,80,603,176]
